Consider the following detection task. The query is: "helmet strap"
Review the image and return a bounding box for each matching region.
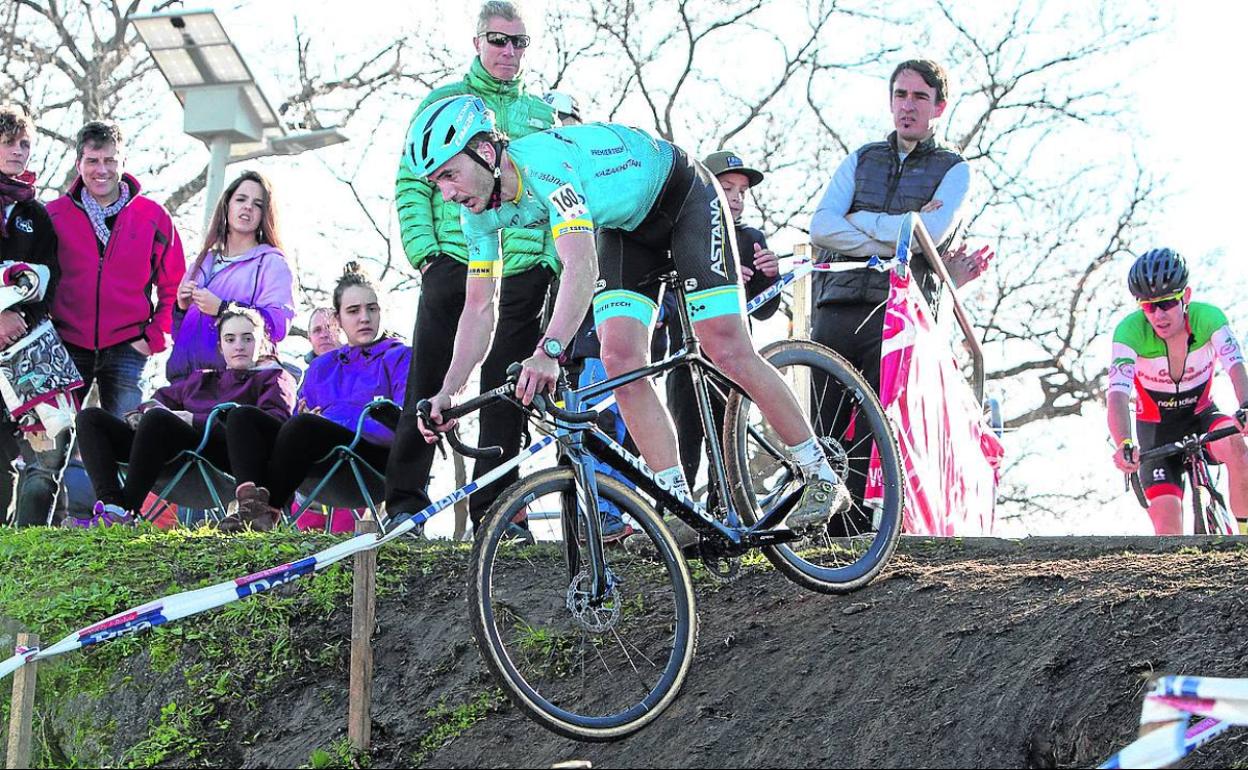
[463,138,507,210]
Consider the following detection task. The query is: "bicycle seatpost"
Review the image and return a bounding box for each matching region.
[665,272,700,354]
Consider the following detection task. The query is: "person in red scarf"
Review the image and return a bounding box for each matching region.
[0,103,65,526]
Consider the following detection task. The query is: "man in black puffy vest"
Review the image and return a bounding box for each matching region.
[809,58,990,395]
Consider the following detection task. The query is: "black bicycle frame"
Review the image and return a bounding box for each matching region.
[553,274,801,601]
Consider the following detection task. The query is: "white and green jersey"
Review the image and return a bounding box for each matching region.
[460,123,674,278]
[1108,302,1244,422]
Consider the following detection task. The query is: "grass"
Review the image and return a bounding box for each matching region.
[120,701,208,768]
[305,737,369,769]
[410,690,505,766]
[0,523,369,767]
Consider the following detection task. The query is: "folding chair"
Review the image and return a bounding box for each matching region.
[124,402,240,527]
[288,398,400,533]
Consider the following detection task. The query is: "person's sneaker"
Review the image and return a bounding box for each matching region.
[64,501,134,529]
[503,522,536,545]
[785,478,851,531]
[600,515,635,544]
[623,515,699,557]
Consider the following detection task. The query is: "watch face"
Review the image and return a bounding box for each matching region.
[543,338,563,357]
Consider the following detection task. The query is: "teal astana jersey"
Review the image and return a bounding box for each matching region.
[461,124,674,275]
[1107,302,1245,423]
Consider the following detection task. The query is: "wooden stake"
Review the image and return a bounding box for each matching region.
[348,520,379,753]
[6,633,38,770]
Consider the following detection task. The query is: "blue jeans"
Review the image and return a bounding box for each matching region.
[11,429,72,526]
[47,341,148,521]
[65,342,148,417]
[578,359,632,528]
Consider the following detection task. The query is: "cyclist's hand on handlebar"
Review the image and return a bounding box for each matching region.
[419,393,457,443]
[516,353,559,405]
[1113,440,1139,474]
[1235,405,1248,434]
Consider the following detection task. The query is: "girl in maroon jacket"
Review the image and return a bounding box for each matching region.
[69,307,295,527]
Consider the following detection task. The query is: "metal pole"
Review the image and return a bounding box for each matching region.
[203,135,231,231]
[6,633,39,770]
[791,244,812,415]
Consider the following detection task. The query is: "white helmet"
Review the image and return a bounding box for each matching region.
[541,90,582,123]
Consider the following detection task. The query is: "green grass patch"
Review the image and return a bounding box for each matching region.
[304,737,370,769]
[0,524,378,767]
[410,690,505,766]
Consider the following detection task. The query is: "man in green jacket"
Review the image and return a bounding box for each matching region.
[385,0,559,530]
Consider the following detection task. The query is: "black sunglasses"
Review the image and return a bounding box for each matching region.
[1138,291,1184,313]
[479,31,530,49]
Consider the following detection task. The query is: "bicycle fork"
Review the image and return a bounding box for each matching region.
[560,422,615,607]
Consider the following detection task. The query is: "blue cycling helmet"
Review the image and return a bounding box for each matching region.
[403,95,500,177]
[1127,248,1188,300]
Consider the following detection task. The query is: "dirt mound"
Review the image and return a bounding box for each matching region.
[407,537,1248,769]
[6,535,1248,768]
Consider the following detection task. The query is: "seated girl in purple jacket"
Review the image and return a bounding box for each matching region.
[71,307,296,527]
[167,170,295,381]
[221,262,410,531]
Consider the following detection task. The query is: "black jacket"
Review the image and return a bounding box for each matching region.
[0,199,60,323]
[814,133,963,307]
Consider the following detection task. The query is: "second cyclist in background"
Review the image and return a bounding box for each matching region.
[1107,248,1248,534]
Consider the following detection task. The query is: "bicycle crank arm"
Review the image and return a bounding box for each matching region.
[687,526,803,561]
[739,527,803,549]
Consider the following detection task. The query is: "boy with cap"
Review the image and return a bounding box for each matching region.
[665,149,781,502]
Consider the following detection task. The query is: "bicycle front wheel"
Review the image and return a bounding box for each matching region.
[723,339,903,594]
[468,467,698,741]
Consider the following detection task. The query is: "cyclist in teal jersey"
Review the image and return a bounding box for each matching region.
[401,95,851,537]
[1107,248,1248,534]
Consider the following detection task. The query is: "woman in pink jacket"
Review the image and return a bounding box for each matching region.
[167,170,295,381]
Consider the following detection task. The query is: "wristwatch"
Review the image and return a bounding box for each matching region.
[537,336,565,361]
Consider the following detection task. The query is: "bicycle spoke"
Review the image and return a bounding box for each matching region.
[471,469,695,737]
[723,341,902,594]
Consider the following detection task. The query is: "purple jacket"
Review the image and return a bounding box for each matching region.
[298,337,410,446]
[151,366,296,430]
[166,244,295,381]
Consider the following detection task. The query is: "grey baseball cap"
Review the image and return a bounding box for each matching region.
[703,150,764,186]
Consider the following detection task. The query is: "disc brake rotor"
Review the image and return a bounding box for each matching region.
[565,569,622,633]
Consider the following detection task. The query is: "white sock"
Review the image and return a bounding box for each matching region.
[787,436,839,484]
[654,466,691,498]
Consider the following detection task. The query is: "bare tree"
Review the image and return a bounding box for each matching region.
[3,1,456,220]
[536,0,900,238]
[533,0,1165,522]
[930,1,1163,432]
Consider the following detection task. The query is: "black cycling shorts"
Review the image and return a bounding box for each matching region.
[1137,409,1236,499]
[592,145,742,329]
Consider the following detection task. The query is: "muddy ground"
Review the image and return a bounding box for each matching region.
[248,536,1248,768]
[9,535,1248,768]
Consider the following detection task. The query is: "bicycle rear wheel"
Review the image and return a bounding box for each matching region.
[468,467,698,741]
[723,339,903,593]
